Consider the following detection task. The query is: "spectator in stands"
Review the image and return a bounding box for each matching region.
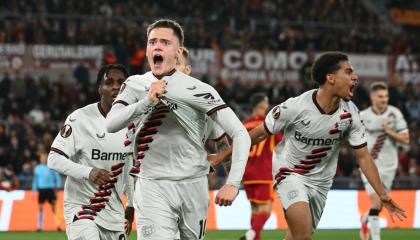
[0,165,19,191]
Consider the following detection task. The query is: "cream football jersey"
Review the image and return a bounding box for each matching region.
[265,89,367,188]
[114,71,229,181]
[360,105,408,171]
[50,102,132,231]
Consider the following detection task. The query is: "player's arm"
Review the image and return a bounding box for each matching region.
[354,146,406,221]
[31,169,38,192]
[382,119,409,145]
[122,157,135,235]
[211,107,251,206]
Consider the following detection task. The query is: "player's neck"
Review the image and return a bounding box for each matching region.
[372,105,387,114]
[98,101,110,117]
[315,88,340,114]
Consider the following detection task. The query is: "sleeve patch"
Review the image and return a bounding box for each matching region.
[272,106,281,119]
[60,124,73,138]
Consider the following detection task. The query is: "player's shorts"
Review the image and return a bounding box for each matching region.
[38,189,56,204]
[244,183,273,204]
[66,219,126,240]
[361,168,396,195]
[276,175,328,230]
[134,176,209,240]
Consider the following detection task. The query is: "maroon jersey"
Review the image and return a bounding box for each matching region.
[242,115,282,184]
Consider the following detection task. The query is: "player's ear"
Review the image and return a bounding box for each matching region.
[326,73,335,85]
[185,65,192,75]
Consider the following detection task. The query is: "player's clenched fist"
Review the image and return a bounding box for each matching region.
[215,184,239,207]
[89,168,114,185]
[147,80,167,104]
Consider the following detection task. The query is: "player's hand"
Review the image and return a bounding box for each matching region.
[124,206,135,236]
[381,119,390,132]
[380,195,407,222]
[208,147,232,166]
[89,168,114,185]
[147,80,167,104]
[215,184,239,207]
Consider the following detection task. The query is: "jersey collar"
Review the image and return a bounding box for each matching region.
[152,69,176,80]
[312,90,339,115]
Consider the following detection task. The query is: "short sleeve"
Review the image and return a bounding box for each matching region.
[264,99,294,135]
[395,108,408,133]
[347,104,367,149]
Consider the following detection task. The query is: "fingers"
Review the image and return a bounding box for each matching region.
[148,80,167,102]
[89,169,113,185]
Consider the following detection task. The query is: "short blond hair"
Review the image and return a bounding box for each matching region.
[370,81,388,93]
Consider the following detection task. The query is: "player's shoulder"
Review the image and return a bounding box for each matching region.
[124,72,154,89]
[65,103,97,124]
[387,105,403,115]
[341,100,360,114]
[279,89,314,112]
[360,106,372,116]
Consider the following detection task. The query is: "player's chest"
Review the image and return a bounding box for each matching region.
[364,113,396,131]
[292,111,353,140]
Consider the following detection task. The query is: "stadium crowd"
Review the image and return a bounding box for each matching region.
[0,0,420,190]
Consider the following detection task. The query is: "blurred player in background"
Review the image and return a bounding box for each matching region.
[239,93,283,240]
[106,19,250,240]
[359,82,409,240]
[33,153,63,232]
[48,64,135,240]
[213,52,406,240]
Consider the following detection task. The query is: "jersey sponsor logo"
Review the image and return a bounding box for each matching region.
[294,131,339,146]
[91,149,131,161]
[187,86,197,90]
[194,93,215,100]
[60,124,72,138]
[272,106,280,119]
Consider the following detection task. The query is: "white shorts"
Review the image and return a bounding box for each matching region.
[361,169,396,195]
[276,175,328,229]
[66,219,126,240]
[134,176,209,240]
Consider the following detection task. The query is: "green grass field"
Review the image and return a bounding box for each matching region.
[0,229,419,240]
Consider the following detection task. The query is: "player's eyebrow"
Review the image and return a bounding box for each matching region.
[345,67,354,74]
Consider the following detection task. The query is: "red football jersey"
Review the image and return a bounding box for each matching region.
[242,115,283,184]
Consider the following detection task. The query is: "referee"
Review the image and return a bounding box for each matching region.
[32,153,63,231]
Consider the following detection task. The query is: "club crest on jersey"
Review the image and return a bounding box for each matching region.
[272,106,280,119]
[60,124,72,138]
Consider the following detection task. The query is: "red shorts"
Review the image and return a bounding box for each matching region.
[244,183,273,203]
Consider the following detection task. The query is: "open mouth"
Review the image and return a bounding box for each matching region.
[153,54,163,66]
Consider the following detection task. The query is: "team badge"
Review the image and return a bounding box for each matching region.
[272,106,281,119]
[60,124,72,138]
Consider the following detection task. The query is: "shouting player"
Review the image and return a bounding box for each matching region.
[359,82,409,240]
[106,19,250,240]
[213,52,406,240]
[48,64,135,240]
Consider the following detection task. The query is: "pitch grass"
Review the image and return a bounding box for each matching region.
[0,229,419,240]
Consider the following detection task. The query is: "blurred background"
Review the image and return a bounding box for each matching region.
[0,0,420,234]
